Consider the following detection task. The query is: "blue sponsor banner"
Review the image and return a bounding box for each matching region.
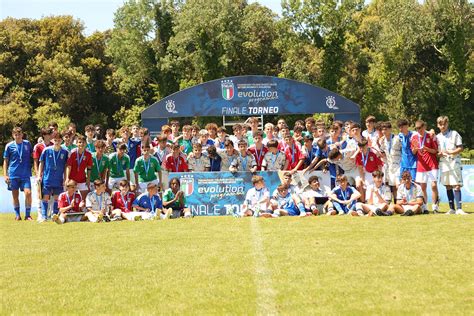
[169,171,282,216]
[142,75,360,133]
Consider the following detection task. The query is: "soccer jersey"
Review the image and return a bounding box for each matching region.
[90,153,110,182]
[232,153,256,171]
[85,139,96,153]
[399,131,417,169]
[284,143,305,170]
[262,151,286,171]
[366,184,392,204]
[187,153,210,172]
[85,191,112,211]
[436,130,463,172]
[3,140,32,179]
[209,154,222,171]
[62,143,77,154]
[244,187,270,208]
[33,142,52,160]
[58,192,83,213]
[108,152,130,179]
[178,138,193,155]
[134,155,161,182]
[302,187,328,201]
[355,149,383,173]
[220,151,240,171]
[379,134,402,168]
[272,191,296,210]
[248,145,268,171]
[112,191,136,213]
[411,132,438,172]
[133,193,162,212]
[162,189,186,209]
[331,185,358,202]
[163,154,188,172]
[40,146,69,187]
[396,182,423,202]
[302,145,319,167]
[125,138,141,168]
[154,146,170,166]
[328,152,357,172]
[67,149,93,183]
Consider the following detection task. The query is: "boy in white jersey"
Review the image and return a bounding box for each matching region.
[436,116,467,215]
[85,179,114,222]
[379,121,401,201]
[393,171,423,216]
[241,175,272,218]
[357,171,393,216]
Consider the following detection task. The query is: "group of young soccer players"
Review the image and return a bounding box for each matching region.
[2,114,467,222]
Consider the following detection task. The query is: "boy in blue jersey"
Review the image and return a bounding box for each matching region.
[271,184,300,217]
[3,127,33,220]
[397,119,417,179]
[327,175,362,216]
[133,182,165,220]
[38,132,69,222]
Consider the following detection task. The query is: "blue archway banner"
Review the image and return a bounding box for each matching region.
[142,75,360,122]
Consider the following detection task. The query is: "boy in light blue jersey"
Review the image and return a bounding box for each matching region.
[397,119,417,179]
[271,184,299,216]
[3,127,33,220]
[38,132,69,221]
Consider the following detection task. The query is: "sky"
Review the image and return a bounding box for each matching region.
[0,0,283,35]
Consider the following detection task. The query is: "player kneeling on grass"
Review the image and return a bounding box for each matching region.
[111,180,135,221]
[271,184,300,217]
[327,175,361,216]
[392,171,423,216]
[241,175,273,218]
[85,179,116,222]
[162,178,191,219]
[53,180,85,224]
[133,182,165,220]
[357,171,393,216]
[301,176,330,216]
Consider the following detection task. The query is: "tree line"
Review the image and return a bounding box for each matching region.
[0,0,472,150]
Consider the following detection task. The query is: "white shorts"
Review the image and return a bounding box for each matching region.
[440,168,463,186]
[108,177,126,190]
[364,203,387,213]
[385,166,400,186]
[129,170,137,185]
[76,182,88,191]
[402,205,419,212]
[138,180,160,193]
[415,169,439,184]
[122,211,154,221]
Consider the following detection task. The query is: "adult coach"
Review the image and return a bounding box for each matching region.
[3,127,33,220]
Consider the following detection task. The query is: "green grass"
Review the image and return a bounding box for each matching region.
[1,208,473,314]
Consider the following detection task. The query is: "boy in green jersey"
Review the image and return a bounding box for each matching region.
[134,141,162,193]
[108,143,130,191]
[90,140,109,190]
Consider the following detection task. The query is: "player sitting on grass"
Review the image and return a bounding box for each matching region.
[301,176,330,216]
[271,184,300,217]
[162,177,191,219]
[85,179,115,222]
[53,180,85,224]
[241,175,273,218]
[357,170,393,216]
[327,175,361,216]
[132,182,165,220]
[111,180,135,221]
[392,171,423,216]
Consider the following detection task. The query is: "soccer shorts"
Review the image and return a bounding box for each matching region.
[108,177,126,190]
[284,206,300,216]
[402,205,419,212]
[76,182,88,191]
[440,168,463,186]
[415,169,439,184]
[138,180,160,193]
[332,201,356,214]
[8,177,31,191]
[365,203,387,214]
[386,166,400,186]
[129,170,137,185]
[42,185,63,196]
[122,211,154,221]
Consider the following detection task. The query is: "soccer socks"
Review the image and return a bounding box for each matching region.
[41,200,49,218]
[25,207,31,218]
[454,190,462,210]
[14,206,20,217]
[297,202,305,214]
[53,201,59,215]
[446,189,455,210]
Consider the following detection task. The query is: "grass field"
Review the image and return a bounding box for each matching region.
[1,208,473,315]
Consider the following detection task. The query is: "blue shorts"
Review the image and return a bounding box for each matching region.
[8,177,31,191]
[400,167,416,180]
[42,185,63,196]
[285,206,300,216]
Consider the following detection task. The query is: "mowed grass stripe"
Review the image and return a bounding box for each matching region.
[257,216,474,315]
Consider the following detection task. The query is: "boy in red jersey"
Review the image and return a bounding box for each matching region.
[355,138,383,201]
[66,135,93,200]
[111,180,136,221]
[411,120,439,213]
[248,131,268,171]
[163,143,188,172]
[53,180,85,224]
[283,134,305,173]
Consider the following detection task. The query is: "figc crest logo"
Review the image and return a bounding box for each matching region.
[180,174,194,195]
[165,99,178,114]
[221,80,235,100]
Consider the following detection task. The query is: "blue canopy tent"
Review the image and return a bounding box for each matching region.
[141,75,360,133]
